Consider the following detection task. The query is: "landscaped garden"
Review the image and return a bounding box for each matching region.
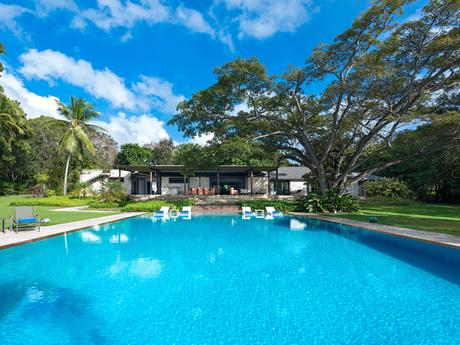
[0,195,119,227]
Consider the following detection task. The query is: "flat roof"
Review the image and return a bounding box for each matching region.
[117,165,278,173]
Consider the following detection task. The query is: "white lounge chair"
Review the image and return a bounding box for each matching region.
[154,206,170,218]
[241,207,253,217]
[179,206,192,217]
[265,207,283,217]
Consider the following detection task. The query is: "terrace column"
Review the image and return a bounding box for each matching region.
[250,170,254,195]
[118,167,122,182]
[149,171,153,195]
[216,169,220,195]
[275,168,279,195]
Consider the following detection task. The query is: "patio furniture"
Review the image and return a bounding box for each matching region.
[11,206,41,233]
[265,207,283,217]
[203,187,209,195]
[255,209,265,218]
[241,207,253,217]
[240,189,250,195]
[198,188,203,195]
[191,188,197,195]
[209,187,215,195]
[180,206,192,217]
[230,187,238,195]
[154,206,170,219]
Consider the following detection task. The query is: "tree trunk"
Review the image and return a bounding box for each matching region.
[63,153,71,196]
[316,164,329,195]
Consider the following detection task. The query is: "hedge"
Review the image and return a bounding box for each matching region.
[238,199,299,213]
[10,196,94,207]
[120,199,195,212]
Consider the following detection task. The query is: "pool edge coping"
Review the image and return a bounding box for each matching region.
[289,212,460,250]
[0,212,146,250]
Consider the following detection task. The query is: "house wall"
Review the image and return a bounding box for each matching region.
[347,181,361,197]
[245,177,268,194]
[289,181,307,195]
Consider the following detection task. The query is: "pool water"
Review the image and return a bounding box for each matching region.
[0,215,459,344]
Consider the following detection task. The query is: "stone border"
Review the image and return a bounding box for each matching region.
[289,212,460,250]
[0,212,145,250]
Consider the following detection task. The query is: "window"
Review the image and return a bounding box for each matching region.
[169,177,189,184]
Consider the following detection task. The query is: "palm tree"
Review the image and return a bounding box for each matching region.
[56,97,100,196]
[0,94,26,141]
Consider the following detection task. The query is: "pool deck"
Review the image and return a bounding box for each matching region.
[290,212,460,249]
[0,212,145,249]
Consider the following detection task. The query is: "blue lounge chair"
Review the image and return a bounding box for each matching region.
[11,206,41,232]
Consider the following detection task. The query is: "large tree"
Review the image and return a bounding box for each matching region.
[144,139,176,165]
[57,97,101,195]
[170,0,459,194]
[116,143,154,165]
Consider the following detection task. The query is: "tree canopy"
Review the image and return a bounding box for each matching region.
[170,0,460,194]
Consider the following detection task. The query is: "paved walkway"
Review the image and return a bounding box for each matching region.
[289,212,460,249]
[51,205,113,213]
[0,212,144,249]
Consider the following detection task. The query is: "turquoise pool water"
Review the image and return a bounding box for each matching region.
[0,215,459,344]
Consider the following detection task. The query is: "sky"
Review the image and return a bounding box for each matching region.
[0,0,424,146]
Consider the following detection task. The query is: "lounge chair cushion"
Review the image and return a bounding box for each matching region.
[17,217,38,223]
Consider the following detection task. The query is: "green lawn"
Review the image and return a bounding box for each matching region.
[332,200,460,236]
[0,195,119,228]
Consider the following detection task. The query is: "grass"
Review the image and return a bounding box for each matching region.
[0,195,119,228]
[331,199,460,236]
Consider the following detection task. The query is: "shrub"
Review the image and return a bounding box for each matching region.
[10,196,93,207]
[238,200,298,213]
[121,199,194,212]
[88,201,120,209]
[298,189,360,213]
[364,178,413,199]
[98,181,128,204]
[0,181,17,195]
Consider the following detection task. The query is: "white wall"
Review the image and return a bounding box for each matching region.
[246,177,269,193]
[347,182,361,197]
[290,181,307,195]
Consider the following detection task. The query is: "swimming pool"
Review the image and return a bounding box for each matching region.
[0,214,459,344]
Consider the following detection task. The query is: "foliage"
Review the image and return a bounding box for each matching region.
[0,181,17,195]
[32,172,49,197]
[144,139,176,165]
[97,181,128,204]
[238,199,298,213]
[57,97,101,195]
[69,181,92,198]
[120,199,195,212]
[170,0,459,195]
[87,201,121,209]
[299,189,360,213]
[116,143,154,165]
[364,178,413,199]
[383,111,460,202]
[10,196,93,207]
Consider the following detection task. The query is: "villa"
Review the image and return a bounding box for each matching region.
[80,165,376,198]
[80,165,311,197]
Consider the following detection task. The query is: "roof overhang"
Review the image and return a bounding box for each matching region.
[116,165,278,174]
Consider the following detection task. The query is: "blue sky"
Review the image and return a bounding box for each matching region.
[0,0,423,146]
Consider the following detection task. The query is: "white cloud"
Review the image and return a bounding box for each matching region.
[223,0,313,39]
[19,49,136,110]
[0,69,60,119]
[132,75,185,114]
[34,0,78,16]
[1,70,172,145]
[0,3,30,35]
[93,112,170,146]
[191,132,214,145]
[76,0,170,31]
[174,6,216,37]
[18,49,184,114]
[74,0,218,40]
